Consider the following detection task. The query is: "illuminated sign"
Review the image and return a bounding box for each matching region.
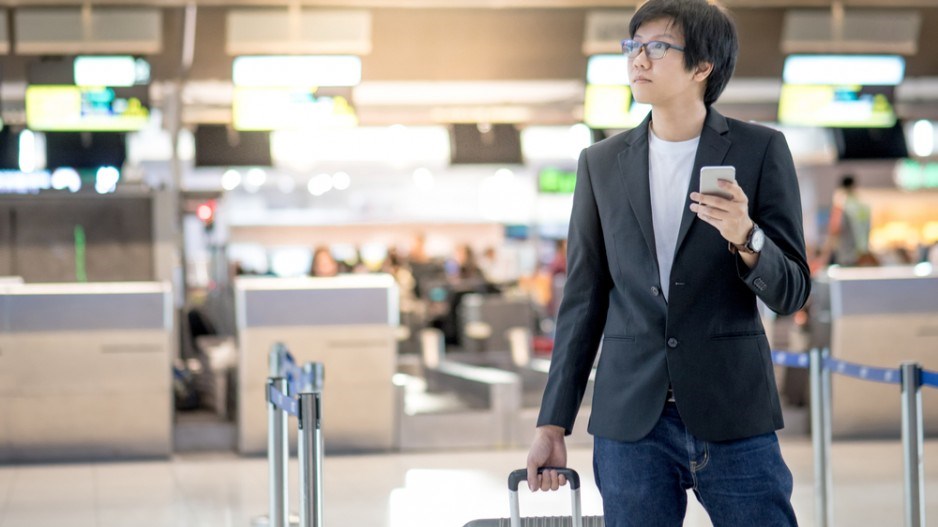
[584,54,650,130]
[778,55,904,129]
[26,85,149,132]
[232,55,362,88]
[232,87,357,131]
[583,84,650,130]
[778,84,897,128]
[538,167,577,194]
[896,159,938,190]
[74,56,150,87]
[783,55,905,86]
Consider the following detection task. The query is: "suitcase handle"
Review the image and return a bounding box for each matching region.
[508,467,581,491]
[508,467,583,527]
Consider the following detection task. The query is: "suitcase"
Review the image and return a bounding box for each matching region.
[464,467,605,527]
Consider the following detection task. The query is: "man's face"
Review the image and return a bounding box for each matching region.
[628,18,708,108]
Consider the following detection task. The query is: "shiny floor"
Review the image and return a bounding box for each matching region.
[1,439,937,527]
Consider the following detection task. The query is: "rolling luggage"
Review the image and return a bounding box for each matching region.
[464,467,604,526]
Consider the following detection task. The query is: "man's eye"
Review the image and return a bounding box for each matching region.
[649,42,667,51]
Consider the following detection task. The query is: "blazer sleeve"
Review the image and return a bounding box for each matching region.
[737,130,811,316]
[536,148,613,435]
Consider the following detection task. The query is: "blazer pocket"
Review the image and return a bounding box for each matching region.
[710,330,765,341]
[603,334,635,342]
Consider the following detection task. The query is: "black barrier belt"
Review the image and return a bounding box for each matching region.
[771,349,938,387]
[268,383,299,417]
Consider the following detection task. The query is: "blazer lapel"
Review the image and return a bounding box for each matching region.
[673,108,732,256]
[617,116,659,276]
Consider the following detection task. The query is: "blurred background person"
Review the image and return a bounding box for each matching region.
[819,175,876,267]
[309,246,340,277]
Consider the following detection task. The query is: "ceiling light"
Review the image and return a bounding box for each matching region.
[222,169,242,191]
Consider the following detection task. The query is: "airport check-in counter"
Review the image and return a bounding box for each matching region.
[397,326,592,450]
[0,282,173,461]
[236,275,399,454]
[829,267,938,438]
[397,359,522,451]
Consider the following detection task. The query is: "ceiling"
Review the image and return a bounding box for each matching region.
[1,2,937,126]
[2,0,938,6]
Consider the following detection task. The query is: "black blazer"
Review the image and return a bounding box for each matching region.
[537,108,810,443]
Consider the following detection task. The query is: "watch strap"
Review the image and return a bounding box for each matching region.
[728,223,759,254]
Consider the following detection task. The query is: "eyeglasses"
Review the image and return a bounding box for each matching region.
[621,39,685,60]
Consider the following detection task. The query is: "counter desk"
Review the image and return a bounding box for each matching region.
[0,282,173,461]
[235,274,399,454]
[828,266,938,438]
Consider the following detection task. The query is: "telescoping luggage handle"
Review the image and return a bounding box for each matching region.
[508,467,583,527]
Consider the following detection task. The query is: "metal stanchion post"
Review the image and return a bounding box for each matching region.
[810,347,834,527]
[268,377,290,527]
[303,362,325,393]
[270,344,287,378]
[298,392,323,527]
[901,362,925,527]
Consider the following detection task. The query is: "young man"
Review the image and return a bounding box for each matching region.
[526,0,810,525]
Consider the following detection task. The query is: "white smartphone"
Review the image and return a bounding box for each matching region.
[699,166,736,200]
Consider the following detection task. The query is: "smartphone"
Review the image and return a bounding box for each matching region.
[699,166,736,200]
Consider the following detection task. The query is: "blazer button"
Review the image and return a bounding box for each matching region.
[667,337,679,348]
[651,286,660,296]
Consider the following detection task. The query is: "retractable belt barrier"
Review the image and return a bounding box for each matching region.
[771,348,937,527]
[260,344,325,527]
[280,349,326,397]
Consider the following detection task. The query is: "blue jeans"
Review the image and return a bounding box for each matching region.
[593,403,797,527]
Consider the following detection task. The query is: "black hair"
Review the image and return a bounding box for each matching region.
[840,175,856,190]
[629,0,739,106]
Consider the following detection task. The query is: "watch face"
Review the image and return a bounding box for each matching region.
[751,227,766,252]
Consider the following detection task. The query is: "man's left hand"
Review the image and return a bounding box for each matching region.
[690,178,753,246]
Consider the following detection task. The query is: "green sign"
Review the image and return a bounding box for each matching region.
[538,167,577,194]
[897,159,938,190]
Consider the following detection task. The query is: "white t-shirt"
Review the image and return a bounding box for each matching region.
[648,128,700,301]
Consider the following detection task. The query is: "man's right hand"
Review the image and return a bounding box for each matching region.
[526,425,568,492]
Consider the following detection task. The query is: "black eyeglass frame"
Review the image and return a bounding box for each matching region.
[620,39,686,60]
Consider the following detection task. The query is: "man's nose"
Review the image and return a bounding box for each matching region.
[632,49,650,68]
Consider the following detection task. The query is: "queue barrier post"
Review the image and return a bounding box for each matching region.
[303,362,325,393]
[267,377,290,527]
[270,344,288,378]
[298,392,324,527]
[810,347,834,527]
[901,362,925,527]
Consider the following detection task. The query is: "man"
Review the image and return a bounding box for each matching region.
[820,174,874,267]
[525,0,810,525]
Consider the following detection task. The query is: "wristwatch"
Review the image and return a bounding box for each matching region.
[729,223,765,255]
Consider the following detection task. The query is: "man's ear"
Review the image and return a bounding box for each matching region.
[693,62,713,82]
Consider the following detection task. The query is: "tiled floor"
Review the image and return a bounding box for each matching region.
[1,438,937,526]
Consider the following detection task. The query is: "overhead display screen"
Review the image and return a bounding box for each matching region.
[232,88,357,131]
[74,56,149,87]
[583,84,650,130]
[26,85,149,132]
[777,55,905,128]
[778,84,898,128]
[584,54,650,130]
[44,132,127,170]
[195,125,272,167]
